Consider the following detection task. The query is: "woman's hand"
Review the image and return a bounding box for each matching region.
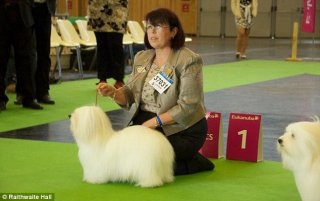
[97,83,127,106]
[142,117,158,129]
[97,83,115,97]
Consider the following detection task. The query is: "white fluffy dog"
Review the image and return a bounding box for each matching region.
[70,106,175,188]
[277,120,320,201]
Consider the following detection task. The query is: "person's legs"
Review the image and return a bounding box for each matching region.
[132,111,214,175]
[167,118,214,175]
[240,28,250,58]
[109,32,124,88]
[95,32,125,87]
[13,27,37,105]
[9,4,41,109]
[5,58,16,93]
[33,3,54,104]
[0,6,10,110]
[95,32,110,83]
[236,27,242,55]
[236,26,246,57]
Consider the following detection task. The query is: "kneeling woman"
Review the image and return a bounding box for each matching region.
[97,8,214,175]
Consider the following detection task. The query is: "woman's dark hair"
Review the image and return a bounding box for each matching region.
[144,8,185,50]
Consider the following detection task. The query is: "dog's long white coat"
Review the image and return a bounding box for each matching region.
[70,106,175,187]
[278,121,320,201]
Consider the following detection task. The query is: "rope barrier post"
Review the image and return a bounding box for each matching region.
[286,22,302,61]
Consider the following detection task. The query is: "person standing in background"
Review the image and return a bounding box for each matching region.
[0,0,43,110]
[32,0,56,104]
[231,0,258,59]
[87,0,128,89]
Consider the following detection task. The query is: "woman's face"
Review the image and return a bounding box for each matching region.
[146,21,177,49]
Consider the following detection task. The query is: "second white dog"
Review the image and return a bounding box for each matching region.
[70,106,175,188]
[277,120,320,201]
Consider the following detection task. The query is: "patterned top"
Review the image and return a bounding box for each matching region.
[140,63,162,113]
[87,0,128,33]
[236,0,254,28]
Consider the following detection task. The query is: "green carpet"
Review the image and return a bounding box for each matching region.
[202,60,320,92]
[0,138,300,201]
[0,60,320,132]
[0,79,120,132]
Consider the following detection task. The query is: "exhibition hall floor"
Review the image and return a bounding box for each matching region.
[1,37,319,201]
[1,37,319,161]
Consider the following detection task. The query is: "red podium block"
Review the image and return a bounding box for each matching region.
[226,113,263,162]
[199,112,224,159]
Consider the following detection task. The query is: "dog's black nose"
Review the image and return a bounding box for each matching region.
[278,138,283,144]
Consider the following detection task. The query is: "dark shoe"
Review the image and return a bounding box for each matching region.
[37,95,55,105]
[14,95,23,105]
[235,52,240,59]
[0,101,6,111]
[186,153,215,174]
[22,100,43,110]
[49,75,61,84]
[114,80,124,89]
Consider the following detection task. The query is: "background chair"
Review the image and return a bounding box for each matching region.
[127,20,145,45]
[185,37,192,42]
[127,20,146,58]
[74,19,97,46]
[56,19,89,78]
[75,19,97,70]
[123,32,134,65]
[50,25,62,80]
